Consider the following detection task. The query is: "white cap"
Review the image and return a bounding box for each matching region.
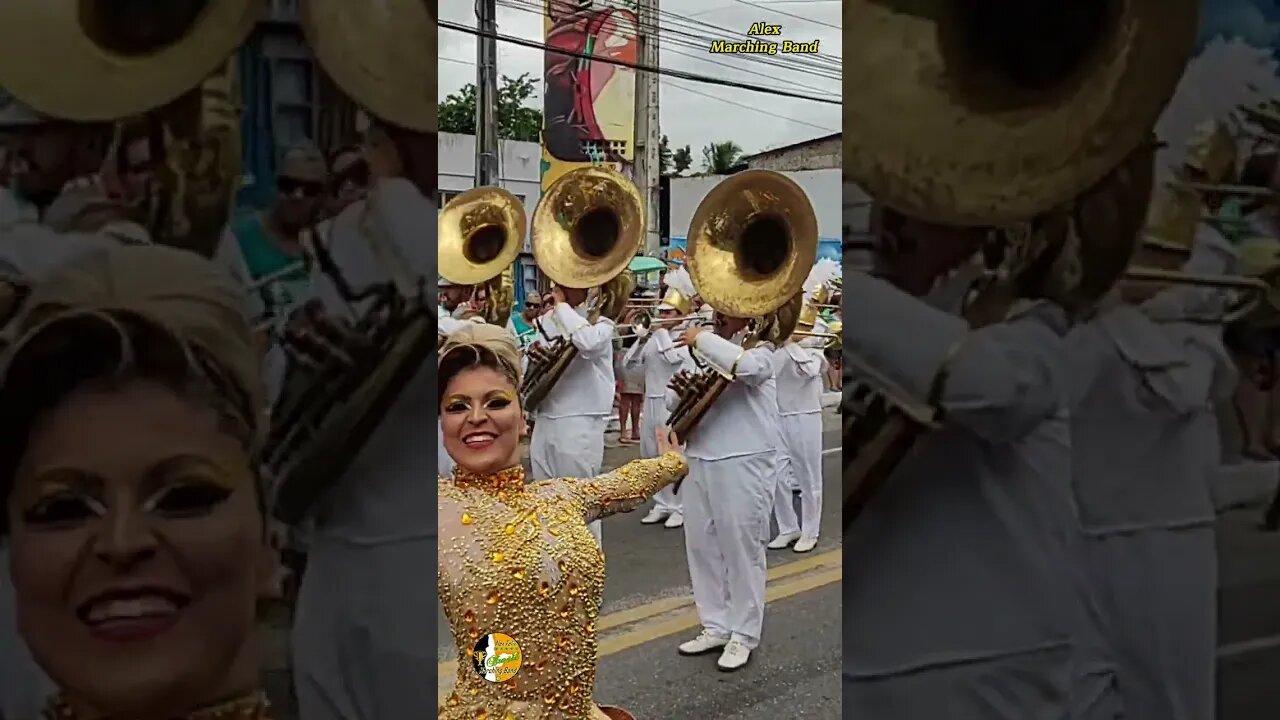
[439,276,454,288]
[0,88,46,127]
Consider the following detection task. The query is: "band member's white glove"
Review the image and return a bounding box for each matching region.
[633,322,650,338]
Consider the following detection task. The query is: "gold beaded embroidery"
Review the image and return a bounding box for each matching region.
[438,453,688,719]
[43,691,271,719]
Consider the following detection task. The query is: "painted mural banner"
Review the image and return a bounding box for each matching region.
[541,0,638,191]
[1155,0,1280,176]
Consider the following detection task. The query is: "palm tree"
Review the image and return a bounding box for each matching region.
[700,141,744,174]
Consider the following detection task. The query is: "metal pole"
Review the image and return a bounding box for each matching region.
[475,0,499,186]
[634,0,662,255]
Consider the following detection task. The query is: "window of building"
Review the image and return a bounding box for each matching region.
[273,57,315,148]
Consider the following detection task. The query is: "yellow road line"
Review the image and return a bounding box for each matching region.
[437,550,841,697]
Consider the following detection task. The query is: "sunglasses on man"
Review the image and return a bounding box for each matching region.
[278,176,324,198]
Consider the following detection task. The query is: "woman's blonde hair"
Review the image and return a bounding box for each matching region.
[438,323,522,404]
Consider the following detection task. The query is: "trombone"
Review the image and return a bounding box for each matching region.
[615,311,704,340]
[789,328,842,350]
[1119,266,1270,323]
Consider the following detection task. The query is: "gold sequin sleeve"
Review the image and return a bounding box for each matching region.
[555,451,688,523]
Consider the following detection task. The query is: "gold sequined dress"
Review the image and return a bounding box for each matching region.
[438,453,688,719]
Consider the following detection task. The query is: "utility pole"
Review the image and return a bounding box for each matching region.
[475,0,499,186]
[633,0,662,255]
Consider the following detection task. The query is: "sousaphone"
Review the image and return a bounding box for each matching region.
[841,0,1202,528]
[0,0,258,121]
[844,0,1200,226]
[439,186,526,328]
[300,0,434,132]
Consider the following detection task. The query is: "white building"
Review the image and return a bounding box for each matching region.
[668,169,842,266]
[437,132,543,304]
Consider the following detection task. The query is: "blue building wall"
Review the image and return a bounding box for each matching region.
[237,41,278,211]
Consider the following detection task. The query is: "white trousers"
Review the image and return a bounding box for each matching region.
[437,419,454,478]
[530,415,606,544]
[640,395,680,513]
[1083,526,1216,720]
[772,412,823,538]
[683,452,776,649]
[292,536,437,720]
[0,546,54,720]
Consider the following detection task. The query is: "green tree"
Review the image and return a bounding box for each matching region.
[701,141,744,174]
[438,73,543,142]
[672,144,693,175]
[659,135,672,175]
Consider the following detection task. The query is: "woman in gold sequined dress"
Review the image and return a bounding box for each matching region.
[438,324,688,720]
[0,247,276,719]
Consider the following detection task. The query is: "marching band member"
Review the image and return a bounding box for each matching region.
[673,311,781,672]
[767,314,829,553]
[844,138,1160,718]
[282,2,437,716]
[1064,159,1240,717]
[439,276,473,318]
[768,261,837,551]
[627,267,696,528]
[528,281,618,545]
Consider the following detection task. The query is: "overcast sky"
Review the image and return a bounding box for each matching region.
[438,0,842,160]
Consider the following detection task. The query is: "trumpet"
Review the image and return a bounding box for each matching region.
[615,310,704,340]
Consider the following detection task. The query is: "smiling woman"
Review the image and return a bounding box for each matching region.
[0,245,275,720]
[437,322,688,720]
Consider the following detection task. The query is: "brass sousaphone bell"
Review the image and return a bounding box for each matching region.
[521,166,644,411]
[0,0,258,121]
[301,0,435,132]
[438,186,526,327]
[841,0,1202,528]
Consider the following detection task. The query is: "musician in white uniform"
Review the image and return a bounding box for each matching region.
[673,313,780,671]
[768,315,828,553]
[528,283,617,544]
[627,267,696,528]
[283,8,437,711]
[1064,225,1237,720]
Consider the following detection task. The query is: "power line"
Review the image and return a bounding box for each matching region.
[438,19,840,105]
[730,0,841,30]
[438,52,837,135]
[666,79,838,134]
[493,0,842,77]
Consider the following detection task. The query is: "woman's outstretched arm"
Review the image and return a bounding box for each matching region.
[559,451,688,524]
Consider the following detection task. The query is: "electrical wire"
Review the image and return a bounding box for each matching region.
[493,0,842,78]
[438,19,840,105]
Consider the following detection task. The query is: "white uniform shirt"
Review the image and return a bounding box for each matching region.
[773,341,824,416]
[676,332,781,461]
[843,272,1087,685]
[621,327,694,400]
[301,179,436,544]
[532,302,615,419]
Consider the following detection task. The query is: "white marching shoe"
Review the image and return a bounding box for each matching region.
[716,639,752,672]
[678,630,729,656]
[767,531,800,549]
[663,511,684,528]
[641,507,670,524]
[793,536,818,553]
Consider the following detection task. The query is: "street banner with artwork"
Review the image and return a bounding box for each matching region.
[541,0,638,191]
